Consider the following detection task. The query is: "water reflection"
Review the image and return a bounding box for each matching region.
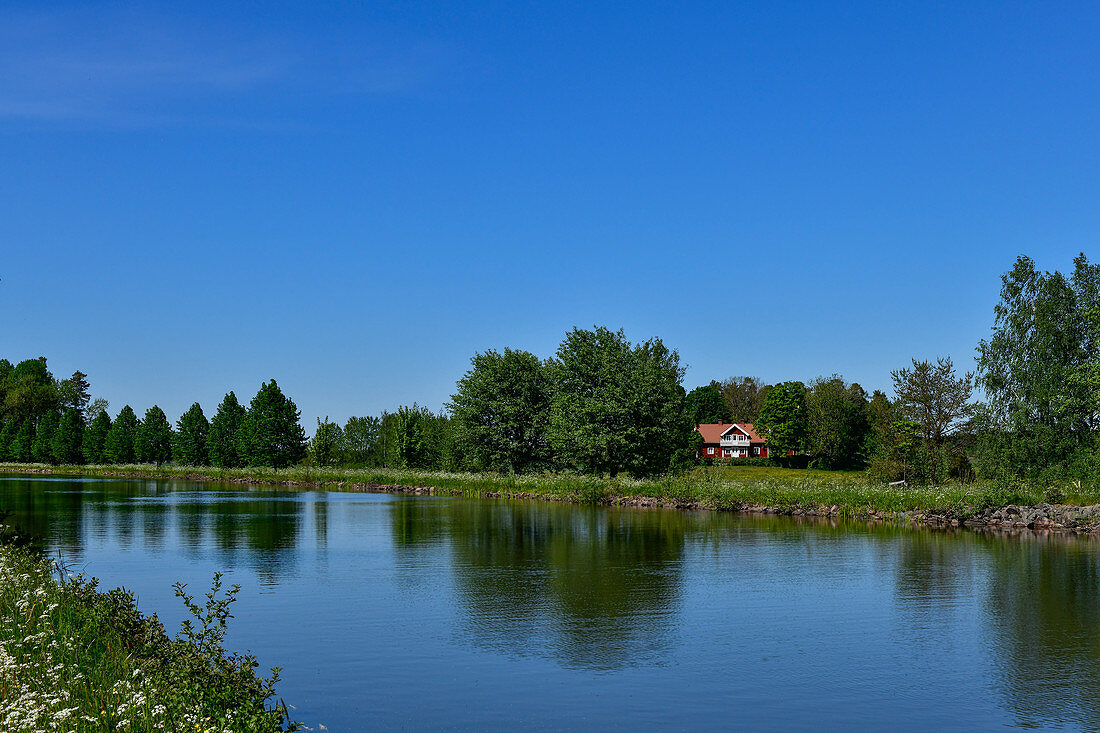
[6,474,1100,728]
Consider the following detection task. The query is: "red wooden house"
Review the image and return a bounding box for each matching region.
[695,422,769,459]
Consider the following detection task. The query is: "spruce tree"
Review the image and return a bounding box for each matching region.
[236,380,307,468]
[105,406,139,463]
[136,406,173,465]
[208,392,246,468]
[174,402,209,466]
[51,409,85,464]
[83,410,112,464]
[32,412,60,464]
[11,420,35,462]
[0,419,16,461]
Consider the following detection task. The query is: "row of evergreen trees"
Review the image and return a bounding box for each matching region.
[0,358,307,469]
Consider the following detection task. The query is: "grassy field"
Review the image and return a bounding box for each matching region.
[1,461,1094,519]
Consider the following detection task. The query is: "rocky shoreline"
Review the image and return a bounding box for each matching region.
[5,466,1100,535]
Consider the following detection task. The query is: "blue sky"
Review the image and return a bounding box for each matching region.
[1,1,1097,428]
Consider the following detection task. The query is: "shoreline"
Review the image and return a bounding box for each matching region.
[4,463,1099,535]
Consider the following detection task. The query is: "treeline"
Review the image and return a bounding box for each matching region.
[0,365,308,469]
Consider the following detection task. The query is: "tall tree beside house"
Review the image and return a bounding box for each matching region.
[805,376,871,469]
[32,412,59,464]
[685,383,732,426]
[976,254,1099,478]
[755,381,808,462]
[718,376,770,424]
[892,357,974,485]
[236,380,307,468]
[208,392,246,468]
[174,402,210,466]
[105,406,139,464]
[448,348,552,473]
[83,410,111,464]
[136,406,173,465]
[51,409,85,464]
[548,327,689,477]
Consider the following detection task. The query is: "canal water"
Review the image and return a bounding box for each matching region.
[3,474,1099,731]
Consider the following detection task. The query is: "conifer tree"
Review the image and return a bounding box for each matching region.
[236,380,307,468]
[83,410,111,464]
[136,405,173,465]
[51,409,85,464]
[32,412,60,464]
[208,392,246,468]
[105,406,139,463]
[11,420,34,462]
[175,402,210,466]
[0,419,16,461]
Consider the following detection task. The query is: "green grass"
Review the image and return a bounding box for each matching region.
[0,545,298,732]
[2,461,1095,520]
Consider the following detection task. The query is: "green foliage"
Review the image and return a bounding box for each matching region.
[548,327,690,477]
[10,420,34,463]
[806,375,871,469]
[2,358,58,424]
[51,409,85,465]
[755,381,808,461]
[32,412,59,464]
[976,254,1099,478]
[0,420,16,462]
[136,405,174,465]
[892,357,974,485]
[309,417,344,467]
[383,404,447,469]
[341,416,381,466]
[57,370,90,416]
[0,548,299,731]
[448,348,552,472]
[685,383,732,425]
[717,376,770,423]
[83,410,112,464]
[208,392,246,468]
[105,405,139,463]
[236,381,307,468]
[175,402,210,466]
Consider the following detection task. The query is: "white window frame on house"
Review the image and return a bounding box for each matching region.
[707,447,715,455]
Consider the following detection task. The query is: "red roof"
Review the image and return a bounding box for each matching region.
[695,422,766,443]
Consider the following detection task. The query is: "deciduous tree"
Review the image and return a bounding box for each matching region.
[685,383,732,426]
[175,402,210,466]
[806,376,871,469]
[236,380,307,468]
[892,357,973,485]
[755,381,808,461]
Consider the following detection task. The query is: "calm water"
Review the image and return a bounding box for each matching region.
[4,475,1100,731]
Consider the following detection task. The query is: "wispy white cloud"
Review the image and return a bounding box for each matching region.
[0,6,452,125]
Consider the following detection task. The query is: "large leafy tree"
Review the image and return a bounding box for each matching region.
[755,381,808,461]
[236,380,307,468]
[136,406,173,464]
[806,376,871,469]
[718,376,770,424]
[685,383,732,426]
[382,404,445,469]
[105,406,139,463]
[448,348,552,472]
[309,417,344,467]
[58,370,91,416]
[976,254,1098,476]
[3,358,58,423]
[208,392,246,468]
[51,409,85,464]
[342,416,381,466]
[175,402,210,466]
[548,327,689,477]
[83,410,112,464]
[892,357,973,485]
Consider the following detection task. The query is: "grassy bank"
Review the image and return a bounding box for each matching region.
[0,544,298,732]
[2,462,1095,519]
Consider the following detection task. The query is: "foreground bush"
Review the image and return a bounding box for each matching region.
[0,546,298,732]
